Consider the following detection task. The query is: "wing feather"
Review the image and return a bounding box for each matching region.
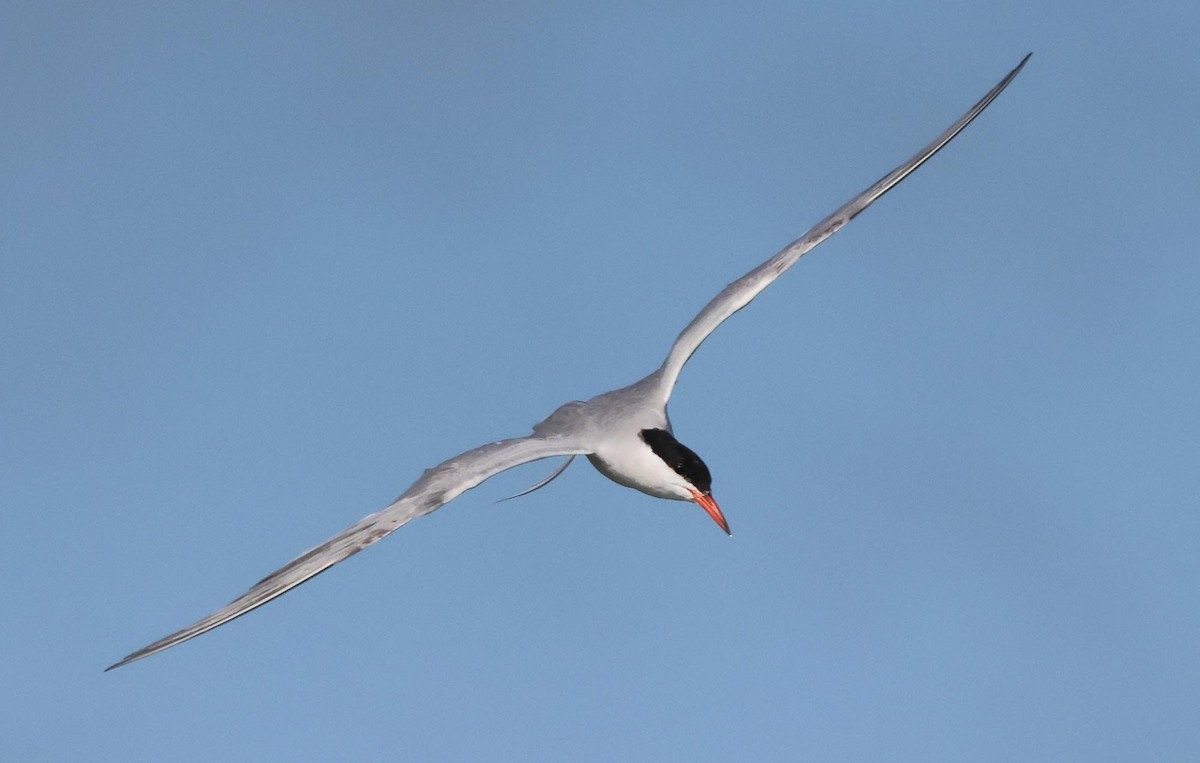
[106,435,587,670]
[653,54,1030,400]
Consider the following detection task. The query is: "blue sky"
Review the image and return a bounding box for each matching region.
[4,2,1199,760]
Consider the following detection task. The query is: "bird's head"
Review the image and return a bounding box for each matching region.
[639,428,730,535]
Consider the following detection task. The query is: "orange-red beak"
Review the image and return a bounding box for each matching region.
[690,489,731,535]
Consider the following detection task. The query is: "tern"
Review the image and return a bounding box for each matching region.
[107,55,1029,671]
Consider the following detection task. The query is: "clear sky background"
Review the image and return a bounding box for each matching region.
[3,2,1198,761]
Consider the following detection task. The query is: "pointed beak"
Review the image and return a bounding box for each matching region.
[690,489,731,536]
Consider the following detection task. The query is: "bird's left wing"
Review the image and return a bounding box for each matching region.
[651,54,1030,402]
[106,434,588,670]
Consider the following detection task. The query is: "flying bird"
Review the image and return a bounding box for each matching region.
[107,54,1029,671]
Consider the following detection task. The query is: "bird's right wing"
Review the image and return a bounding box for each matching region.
[652,54,1030,402]
[106,434,589,671]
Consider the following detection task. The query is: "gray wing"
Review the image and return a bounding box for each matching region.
[106,434,588,670]
[652,54,1030,401]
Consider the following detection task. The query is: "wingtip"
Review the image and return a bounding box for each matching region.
[105,646,154,672]
[104,651,143,672]
[999,53,1032,87]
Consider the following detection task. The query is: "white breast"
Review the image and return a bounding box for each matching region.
[587,438,692,502]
